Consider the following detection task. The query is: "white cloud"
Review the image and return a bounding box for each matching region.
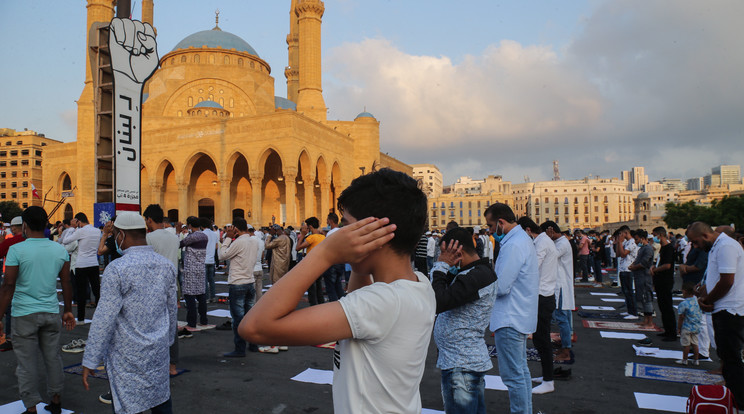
[324,0,744,185]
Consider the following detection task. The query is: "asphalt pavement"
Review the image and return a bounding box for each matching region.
[0,268,707,413]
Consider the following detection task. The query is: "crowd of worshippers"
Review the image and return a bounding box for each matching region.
[1,169,743,413]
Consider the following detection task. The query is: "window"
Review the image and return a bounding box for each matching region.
[21,150,29,156]
[11,182,17,188]
[0,151,5,157]
[469,210,472,217]
[21,160,28,165]
[0,172,4,178]
[594,196,598,202]
[22,192,28,198]
[35,160,41,166]
[0,193,4,199]
[460,211,463,217]
[10,160,17,166]
[22,202,27,208]
[10,150,17,156]
[459,201,463,208]
[35,150,41,157]
[0,183,4,188]
[16,141,22,145]
[11,171,16,177]
[11,192,17,198]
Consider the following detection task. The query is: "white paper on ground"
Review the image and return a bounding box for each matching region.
[0,401,74,414]
[75,319,93,325]
[291,368,333,385]
[600,331,646,340]
[215,281,228,285]
[631,345,712,361]
[215,292,229,297]
[634,392,687,413]
[215,271,226,275]
[206,309,231,318]
[601,298,626,303]
[582,306,616,311]
[589,292,617,296]
[422,410,445,414]
[484,375,508,391]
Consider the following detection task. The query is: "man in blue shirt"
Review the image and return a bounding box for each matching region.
[484,203,539,414]
[0,206,75,414]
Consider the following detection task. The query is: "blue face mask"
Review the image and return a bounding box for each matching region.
[448,265,460,275]
[637,242,643,248]
[653,237,660,244]
[115,233,125,256]
[493,223,505,243]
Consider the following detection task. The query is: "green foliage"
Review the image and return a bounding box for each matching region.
[664,196,744,230]
[0,200,23,223]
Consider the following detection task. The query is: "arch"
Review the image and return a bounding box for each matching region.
[155,158,177,186]
[198,198,215,220]
[261,149,285,225]
[181,150,220,181]
[161,78,257,117]
[64,204,73,221]
[256,146,286,174]
[185,153,219,220]
[140,165,150,207]
[59,172,72,191]
[227,151,252,218]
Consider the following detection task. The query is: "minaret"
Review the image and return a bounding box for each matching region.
[142,0,154,28]
[285,0,300,103]
[295,0,327,121]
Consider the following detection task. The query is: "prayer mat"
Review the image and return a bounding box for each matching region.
[170,368,190,378]
[314,342,336,349]
[64,363,108,380]
[625,362,723,385]
[634,392,687,413]
[581,305,615,311]
[577,311,627,320]
[589,292,618,297]
[583,320,662,332]
[488,345,574,365]
[601,298,626,303]
[0,401,74,414]
[600,331,647,340]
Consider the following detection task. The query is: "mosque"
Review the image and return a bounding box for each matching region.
[43,0,410,227]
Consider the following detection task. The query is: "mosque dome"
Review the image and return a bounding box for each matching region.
[637,192,650,199]
[172,28,260,57]
[188,100,230,118]
[355,111,376,120]
[274,96,297,110]
[194,100,223,109]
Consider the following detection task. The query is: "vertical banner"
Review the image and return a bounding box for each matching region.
[94,202,116,228]
[109,18,158,214]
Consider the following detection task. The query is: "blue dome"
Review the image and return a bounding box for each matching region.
[194,100,223,109]
[172,29,259,57]
[355,111,376,120]
[274,96,297,110]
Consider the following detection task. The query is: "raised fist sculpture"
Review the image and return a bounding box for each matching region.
[109,18,158,84]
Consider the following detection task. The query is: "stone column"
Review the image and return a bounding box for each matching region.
[319,178,330,219]
[283,167,298,227]
[177,181,189,223]
[303,174,315,219]
[219,178,231,226]
[249,172,263,228]
[150,181,162,207]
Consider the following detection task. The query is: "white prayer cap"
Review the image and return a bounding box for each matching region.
[10,216,22,226]
[113,212,147,230]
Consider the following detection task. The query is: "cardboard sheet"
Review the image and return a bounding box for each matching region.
[600,331,647,340]
[601,298,626,303]
[582,306,616,311]
[632,345,712,362]
[206,309,231,318]
[589,292,618,296]
[0,401,74,414]
[634,392,687,413]
[291,368,333,385]
[484,375,508,391]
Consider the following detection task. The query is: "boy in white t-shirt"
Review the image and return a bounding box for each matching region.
[239,168,435,413]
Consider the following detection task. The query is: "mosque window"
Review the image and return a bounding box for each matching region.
[238,58,243,66]
[250,61,255,69]
[198,97,203,103]
[197,110,202,115]
[194,55,200,63]
[35,160,41,166]
[229,98,234,108]
[170,58,174,65]
[209,55,215,64]
[224,56,230,64]
[209,94,214,100]
[188,97,193,106]
[219,98,224,106]
[181,56,186,63]
[177,110,182,117]
[35,150,41,157]
[212,110,217,116]
[209,86,214,91]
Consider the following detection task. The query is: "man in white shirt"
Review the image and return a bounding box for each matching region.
[201,218,219,303]
[519,217,558,394]
[542,221,574,364]
[426,231,436,271]
[59,212,102,323]
[249,226,265,300]
[615,226,639,318]
[689,221,744,406]
[322,213,346,301]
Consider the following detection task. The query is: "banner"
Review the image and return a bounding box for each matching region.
[109,18,158,214]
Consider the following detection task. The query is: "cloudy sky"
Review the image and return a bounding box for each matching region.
[1,0,742,185]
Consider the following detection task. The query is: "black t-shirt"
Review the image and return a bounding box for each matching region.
[655,243,675,279]
[105,235,122,260]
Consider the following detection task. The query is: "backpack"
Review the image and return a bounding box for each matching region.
[687,385,737,414]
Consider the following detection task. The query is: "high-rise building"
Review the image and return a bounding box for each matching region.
[686,177,704,191]
[411,164,443,198]
[704,174,722,188]
[0,129,61,209]
[620,167,648,191]
[712,165,741,185]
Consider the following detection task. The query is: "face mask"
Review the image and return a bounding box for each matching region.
[115,233,125,256]
[448,265,460,275]
[637,242,643,248]
[653,237,660,244]
[493,223,505,243]
[684,236,689,242]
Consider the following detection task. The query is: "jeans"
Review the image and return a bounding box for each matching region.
[205,264,216,300]
[229,283,256,353]
[184,294,208,327]
[322,264,346,302]
[534,295,556,380]
[307,278,325,306]
[493,327,532,414]
[593,256,603,283]
[441,368,486,414]
[633,271,654,316]
[578,254,592,280]
[12,313,64,409]
[619,271,637,315]
[553,290,572,349]
[653,275,676,336]
[75,266,100,321]
[712,310,744,407]
[427,256,434,274]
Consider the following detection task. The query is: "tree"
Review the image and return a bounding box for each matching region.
[664,196,744,230]
[0,201,23,223]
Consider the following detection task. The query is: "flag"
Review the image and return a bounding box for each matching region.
[31,184,41,199]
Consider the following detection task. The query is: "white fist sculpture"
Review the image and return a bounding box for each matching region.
[109,18,158,84]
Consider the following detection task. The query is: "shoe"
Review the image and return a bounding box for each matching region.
[637,338,653,346]
[624,315,639,320]
[531,377,543,384]
[278,346,289,351]
[258,346,279,354]
[76,319,89,325]
[62,338,86,353]
[532,380,555,394]
[43,401,61,414]
[223,351,246,358]
[692,359,699,366]
[178,328,193,339]
[593,283,603,288]
[197,324,215,329]
[588,277,596,282]
[675,359,688,365]
[0,340,12,352]
[248,344,259,353]
[99,392,112,404]
[216,321,232,330]
[553,367,571,380]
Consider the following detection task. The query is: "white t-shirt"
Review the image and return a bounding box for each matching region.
[251,234,265,273]
[333,271,435,413]
[618,239,639,273]
[534,232,558,297]
[203,229,219,265]
[146,228,180,270]
[706,233,744,315]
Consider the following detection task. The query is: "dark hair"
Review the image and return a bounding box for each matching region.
[63,218,71,226]
[233,217,248,232]
[681,282,696,294]
[143,204,164,223]
[22,206,48,232]
[327,212,339,225]
[305,217,320,229]
[74,212,89,223]
[199,217,212,229]
[635,229,647,239]
[612,229,621,238]
[517,216,541,234]
[441,227,476,255]
[484,203,516,223]
[652,226,666,237]
[618,225,630,232]
[540,220,561,234]
[337,168,427,256]
[186,216,200,228]
[446,221,459,231]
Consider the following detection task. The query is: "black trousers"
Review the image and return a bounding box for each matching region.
[307,278,325,306]
[75,266,100,321]
[712,311,744,407]
[653,275,676,336]
[533,294,556,381]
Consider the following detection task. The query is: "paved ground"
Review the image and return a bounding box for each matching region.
[0,268,709,413]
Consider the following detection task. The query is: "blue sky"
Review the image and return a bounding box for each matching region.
[1,0,742,185]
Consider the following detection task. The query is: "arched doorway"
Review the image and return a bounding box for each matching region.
[261,150,284,226]
[198,198,215,221]
[64,204,73,221]
[186,153,218,220]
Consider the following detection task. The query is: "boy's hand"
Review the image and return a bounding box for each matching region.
[438,240,462,266]
[314,217,395,265]
[300,223,309,236]
[62,312,76,331]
